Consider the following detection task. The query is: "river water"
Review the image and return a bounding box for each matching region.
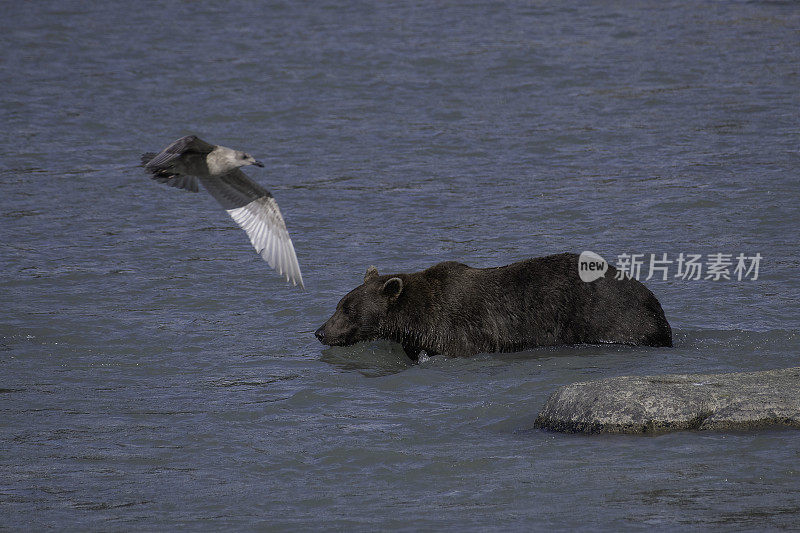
[2,1,799,530]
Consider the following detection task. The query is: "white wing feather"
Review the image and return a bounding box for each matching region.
[199,170,304,289]
[226,197,304,288]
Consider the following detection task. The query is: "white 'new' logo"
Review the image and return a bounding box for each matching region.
[578,251,608,282]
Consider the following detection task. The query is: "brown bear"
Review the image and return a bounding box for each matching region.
[315,253,672,361]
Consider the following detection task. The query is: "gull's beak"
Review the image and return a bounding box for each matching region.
[253,160,265,167]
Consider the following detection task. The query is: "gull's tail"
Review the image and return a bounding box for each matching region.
[141,152,157,166]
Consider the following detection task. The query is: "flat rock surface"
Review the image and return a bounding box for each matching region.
[535,366,800,434]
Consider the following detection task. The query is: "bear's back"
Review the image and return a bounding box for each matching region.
[414,253,671,352]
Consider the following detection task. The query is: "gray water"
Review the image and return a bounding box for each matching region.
[2,1,800,530]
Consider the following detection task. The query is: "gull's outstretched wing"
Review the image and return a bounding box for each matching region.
[143,135,215,169]
[141,135,215,193]
[199,170,304,289]
[142,159,200,192]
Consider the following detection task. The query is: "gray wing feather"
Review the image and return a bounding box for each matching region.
[199,170,304,288]
[144,135,215,170]
[152,173,199,192]
[142,135,214,192]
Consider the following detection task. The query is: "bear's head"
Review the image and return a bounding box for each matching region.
[315,266,404,346]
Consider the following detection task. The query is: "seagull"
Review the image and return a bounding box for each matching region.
[141,135,304,288]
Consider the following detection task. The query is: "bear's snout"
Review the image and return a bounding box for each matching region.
[314,325,327,343]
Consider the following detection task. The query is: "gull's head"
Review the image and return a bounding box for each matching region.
[215,146,265,171]
[234,150,265,168]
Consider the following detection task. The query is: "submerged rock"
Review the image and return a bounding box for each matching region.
[535,367,800,434]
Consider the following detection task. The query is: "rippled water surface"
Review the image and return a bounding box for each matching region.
[2,1,800,530]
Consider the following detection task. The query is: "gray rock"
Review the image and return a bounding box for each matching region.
[535,367,800,434]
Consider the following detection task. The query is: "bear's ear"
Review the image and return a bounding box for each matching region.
[364,265,379,283]
[381,277,403,300]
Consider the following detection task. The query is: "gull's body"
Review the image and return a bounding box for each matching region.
[142,135,304,288]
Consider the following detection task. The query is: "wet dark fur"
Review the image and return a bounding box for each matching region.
[315,253,672,361]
